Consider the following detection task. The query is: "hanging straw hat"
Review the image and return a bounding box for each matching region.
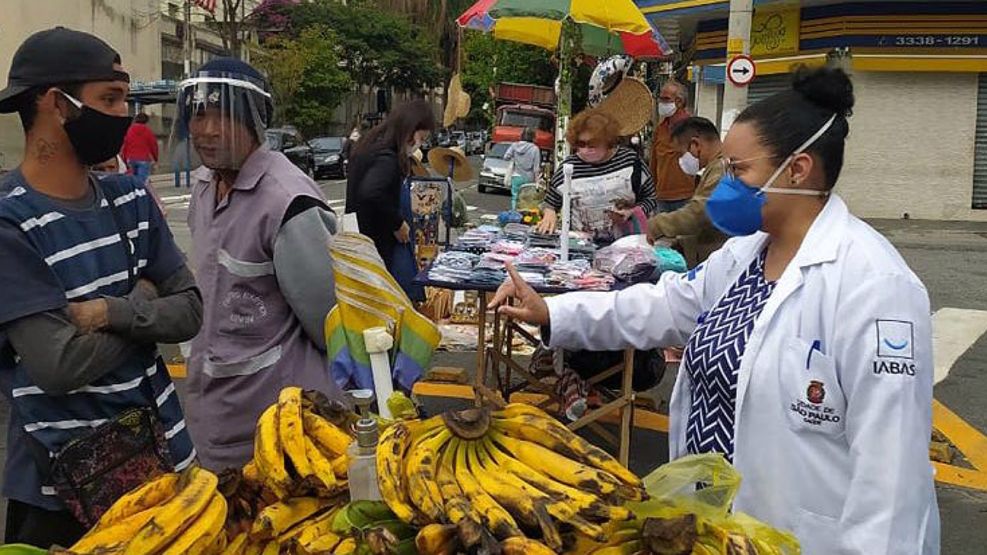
[428,146,473,182]
[410,148,429,177]
[443,73,472,128]
[594,77,654,137]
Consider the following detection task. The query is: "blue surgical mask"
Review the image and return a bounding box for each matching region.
[705,115,837,237]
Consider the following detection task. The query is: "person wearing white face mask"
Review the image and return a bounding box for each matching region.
[535,109,657,237]
[649,80,695,213]
[491,66,939,555]
[645,116,727,267]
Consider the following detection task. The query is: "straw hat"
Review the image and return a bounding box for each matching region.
[428,146,474,182]
[594,77,654,137]
[443,73,472,128]
[410,148,429,177]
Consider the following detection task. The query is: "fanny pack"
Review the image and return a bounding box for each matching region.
[49,406,173,527]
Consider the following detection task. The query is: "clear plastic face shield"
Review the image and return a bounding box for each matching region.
[173,71,273,171]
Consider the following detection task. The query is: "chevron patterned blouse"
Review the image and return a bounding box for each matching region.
[684,250,776,460]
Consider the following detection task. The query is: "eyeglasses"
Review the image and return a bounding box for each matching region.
[720,154,778,178]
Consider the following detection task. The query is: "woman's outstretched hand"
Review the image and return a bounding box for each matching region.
[487,263,550,326]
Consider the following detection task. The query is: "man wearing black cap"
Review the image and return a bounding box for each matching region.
[0,27,201,546]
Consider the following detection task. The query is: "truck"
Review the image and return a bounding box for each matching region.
[491,82,556,157]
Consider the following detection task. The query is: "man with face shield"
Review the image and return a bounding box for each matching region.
[178,58,345,471]
[0,27,200,547]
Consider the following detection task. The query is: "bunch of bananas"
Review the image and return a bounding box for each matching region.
[378,403,645,554]
[67,467,228,555]
[248,387,353,500]
[587,515,792,555]
[224,497,350,555]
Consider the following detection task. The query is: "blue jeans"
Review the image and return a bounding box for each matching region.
[657,199,688,213]
[128,160,152,184]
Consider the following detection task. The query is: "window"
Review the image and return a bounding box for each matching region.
[973,73,987,209]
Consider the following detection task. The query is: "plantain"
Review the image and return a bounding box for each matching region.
[250,496,331,540]
[70,505,159,554]
[124,466,219,555]
[159,491,227,555]
[494,414,643,490]
[331,453,349,478]
[414,523,460,555]
[376,421,425,525]
[294,509,343,554]
[303,410,352,456]
[501,536,557,555]
[260,541,279,555]
[590,539,643,555]
[484,438,631,522]
[333,537,358,554]
[453,440,522,540]
[242,459,261,485]
[279,386,313,478]
[490,430,630,499]
[221,531,250,555]
[404,427,453,522]
[304,435,339,491]
[469,438,563,550]
[254,404,291,495]
[94,472,179,529]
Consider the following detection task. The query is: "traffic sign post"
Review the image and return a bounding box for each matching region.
[727,55,756,87]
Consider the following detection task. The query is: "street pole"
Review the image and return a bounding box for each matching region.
[183,0,193,78]
[719,0,753,135]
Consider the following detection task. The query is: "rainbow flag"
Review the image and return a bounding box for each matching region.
[325,233,441,391]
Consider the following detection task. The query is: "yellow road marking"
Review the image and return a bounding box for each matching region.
[933,399,987,473]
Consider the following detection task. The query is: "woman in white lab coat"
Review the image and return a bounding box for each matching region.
[490,66,939,555]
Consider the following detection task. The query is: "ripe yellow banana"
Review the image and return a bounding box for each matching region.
[241,539,265,555]
[501,536,557,555]
[453,440,521,540]
[261,541,279,555]
[160,492,227,555]
[304,435,338,491]
[254,404,291,495]
[491,431,626,499]
[303,410,352,456]
[251,497,330,541]
[70,505,159,554]
[279,387,313,478]
[376,421,424,525]
[95,472,178,529]
[436,439,488,550]
[124,466,219,555]
[590,540,643,555]
[207,531,227,555]
[295,511,342,554]
[221,531,250,555]
[333,537,358,554]
[404,428,453,522]
[494,414,642,489]
[484,439,631,522]
[415,523,459,555]
[331,453,348,478]
[469,439,561,550]
[242,459,261,484]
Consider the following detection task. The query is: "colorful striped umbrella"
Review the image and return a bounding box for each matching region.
[456,0,672,59]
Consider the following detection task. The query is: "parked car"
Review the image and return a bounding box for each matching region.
[450,131,468,151]
[266,127,314,175]
[309,136,346,179]
[478,142,513,194]
[434,129,451,148]
[467,132,485,155]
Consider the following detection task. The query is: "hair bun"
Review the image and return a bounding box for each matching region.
[791,65,854,118]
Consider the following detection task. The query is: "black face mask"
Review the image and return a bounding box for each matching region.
[59,92,132,166]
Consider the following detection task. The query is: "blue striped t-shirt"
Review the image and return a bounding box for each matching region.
[0,170,195,510]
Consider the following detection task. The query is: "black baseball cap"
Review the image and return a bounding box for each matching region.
[0,26,130,113]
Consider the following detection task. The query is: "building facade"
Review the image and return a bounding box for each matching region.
[638,0,987,221]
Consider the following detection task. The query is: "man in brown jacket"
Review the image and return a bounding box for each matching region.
[646,116,727,267]
[650,80,695,212]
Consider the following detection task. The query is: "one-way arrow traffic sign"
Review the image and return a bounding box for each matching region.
[726,55,756,87]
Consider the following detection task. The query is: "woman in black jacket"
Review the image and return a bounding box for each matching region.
[345,100,435,272]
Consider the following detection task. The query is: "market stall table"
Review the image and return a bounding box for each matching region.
[415,269,636,466]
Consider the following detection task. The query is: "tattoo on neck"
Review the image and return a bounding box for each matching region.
[34,139,57,165]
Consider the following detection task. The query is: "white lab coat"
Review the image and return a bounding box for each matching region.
[545,195,939,554]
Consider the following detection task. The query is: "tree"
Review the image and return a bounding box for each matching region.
[254,25,353,136]
[205,0,251,57]
[459,32,557,126]
[255,0,444,104]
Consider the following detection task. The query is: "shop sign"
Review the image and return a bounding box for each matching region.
[751,2,801,57]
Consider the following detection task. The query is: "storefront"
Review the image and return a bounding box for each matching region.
[638,0,987,220]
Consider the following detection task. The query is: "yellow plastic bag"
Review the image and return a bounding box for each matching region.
[621,454,801,555]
